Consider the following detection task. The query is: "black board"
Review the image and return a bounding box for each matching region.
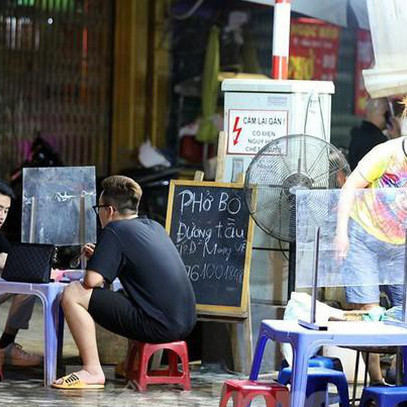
[166,181,254,316]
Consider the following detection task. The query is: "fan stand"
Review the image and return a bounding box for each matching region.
[287,241,296,299]
[285,173,313,300]
[298,227,328,331]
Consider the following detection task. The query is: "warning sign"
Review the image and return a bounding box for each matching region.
[227,109,289,155]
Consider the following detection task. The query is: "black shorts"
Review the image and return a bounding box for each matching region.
[88,288,173,343]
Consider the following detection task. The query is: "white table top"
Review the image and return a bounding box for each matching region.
[262,319,407,337]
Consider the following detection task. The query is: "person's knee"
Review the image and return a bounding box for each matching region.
[61,281,88,309]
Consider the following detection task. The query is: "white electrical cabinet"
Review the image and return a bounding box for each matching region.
[220,78,335,304]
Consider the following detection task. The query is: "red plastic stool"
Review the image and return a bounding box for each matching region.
[219,379,289,407]
[126,340,191,391]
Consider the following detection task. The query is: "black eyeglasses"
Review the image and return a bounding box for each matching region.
[92,204,110,216]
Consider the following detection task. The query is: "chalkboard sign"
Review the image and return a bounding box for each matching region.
[22,167,97,245]
[166,181,254,316]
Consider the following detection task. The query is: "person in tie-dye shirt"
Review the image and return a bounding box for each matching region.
[335,136,407,385]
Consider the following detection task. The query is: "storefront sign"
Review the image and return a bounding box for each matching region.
[289,18,340,81]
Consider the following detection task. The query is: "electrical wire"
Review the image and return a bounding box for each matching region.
[168,0,205,21]
[279,239,289,261]
[303,93,327,141]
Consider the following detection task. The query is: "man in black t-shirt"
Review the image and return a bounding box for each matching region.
[0,181,41,368]
[348,97,400,170]
[53,175,196,389]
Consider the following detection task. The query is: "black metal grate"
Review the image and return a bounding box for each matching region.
[0,0,113,178]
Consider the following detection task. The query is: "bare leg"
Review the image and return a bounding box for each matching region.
[54,281,104,385]
[348,302,384,383]
[363,353,383,383]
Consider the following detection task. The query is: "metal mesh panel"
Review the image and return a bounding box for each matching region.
[0,0,113,178]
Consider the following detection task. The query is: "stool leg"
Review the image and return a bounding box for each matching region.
[180,347,191,390]
[126,342,139,379]
[168,350,179,375]
[306,382,327,407]
[138,344,155,391]
[335,379,350,407]
[233,391,244,407]
[276,389,290,407]
[219,384,231,407]
[264,394,277,407]
[358,393,372,407]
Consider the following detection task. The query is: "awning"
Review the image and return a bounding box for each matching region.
[241,0,369,29]
[363,0,407,98]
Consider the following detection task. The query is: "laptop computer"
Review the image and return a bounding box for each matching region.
[2,243,56,284]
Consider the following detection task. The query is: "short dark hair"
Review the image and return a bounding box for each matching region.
[101,175,142,215]
[0,180,15,200]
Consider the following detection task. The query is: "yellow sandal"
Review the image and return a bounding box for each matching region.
[52,373,105,390]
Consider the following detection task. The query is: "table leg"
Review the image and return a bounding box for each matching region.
[352,350,360,407]
[290,338,316,407]
[57,305,65,369]
[249,329,269,380]
[42,287,64,387]
[43,302,58,386]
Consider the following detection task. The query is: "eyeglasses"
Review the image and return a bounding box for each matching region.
[92,204,110,216]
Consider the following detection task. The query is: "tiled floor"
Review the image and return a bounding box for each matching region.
[0,368,246,407]
[0,299,249,407]
[0,298,366,406]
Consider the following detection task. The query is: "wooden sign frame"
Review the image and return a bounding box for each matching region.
[166,180,254,317]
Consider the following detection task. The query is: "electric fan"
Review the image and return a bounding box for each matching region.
[244,133,350,295]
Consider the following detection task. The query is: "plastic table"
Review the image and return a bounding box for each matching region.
[0,279,66,386]
[249,320,407,407]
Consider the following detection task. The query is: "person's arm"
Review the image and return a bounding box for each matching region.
[83,269,105,288]
[0,252,7,270]
[335,144,387,258]
[0,234,11,271]
[83,228,122,287]
[334,171,369,258]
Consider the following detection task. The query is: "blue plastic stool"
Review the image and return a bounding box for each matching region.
[277,356,342,383]
[278,356,344,404]
[360,386,407,407]
[278,367,350,407]
[0,279,65,386]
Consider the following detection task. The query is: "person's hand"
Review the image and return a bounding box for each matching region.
[333,231,349,262]
[51,268,65,282]
[387,116,401,139]
[81,243,95,260]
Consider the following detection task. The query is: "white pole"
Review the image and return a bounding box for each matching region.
[272,0,291,79]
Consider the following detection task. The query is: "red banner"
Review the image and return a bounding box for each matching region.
[289,18,341,81]
[354,29,374,116]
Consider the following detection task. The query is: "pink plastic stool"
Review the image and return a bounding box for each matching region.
[219,379,289,407]
[126,340,191,391]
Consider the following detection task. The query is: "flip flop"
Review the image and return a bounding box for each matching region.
[52,373,105,390]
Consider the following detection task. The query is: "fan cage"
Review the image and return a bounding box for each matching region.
[244,134,350,242]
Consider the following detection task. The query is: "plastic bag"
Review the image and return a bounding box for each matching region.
[362,306,386,322]
[281,292,344,365]
[384,305,403,321]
